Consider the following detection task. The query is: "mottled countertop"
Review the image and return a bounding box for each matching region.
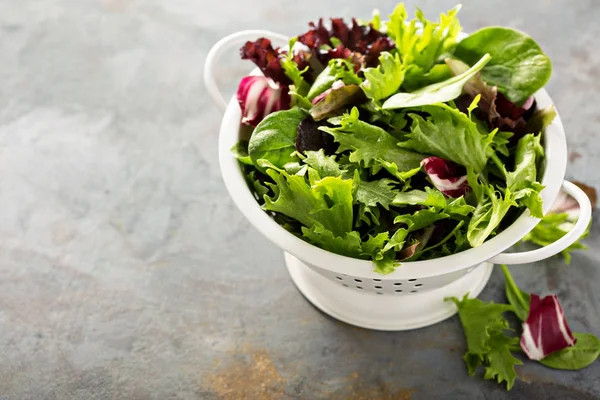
[0,0,599,399]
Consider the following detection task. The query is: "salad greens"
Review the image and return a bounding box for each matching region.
[449,263,600,390]
[235,3,556,273]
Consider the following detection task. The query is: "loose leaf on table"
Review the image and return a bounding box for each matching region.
[499,264,530,322]
[447,295,521,390]
[454,27,552,105]
[249,108,307,168]
[361,52,405,101]
[539,333,600,371]
[520,294,576,361]
[398,101,496,172]
[260,161,354,237]
[320,107,425,178]
[382,54,491,109]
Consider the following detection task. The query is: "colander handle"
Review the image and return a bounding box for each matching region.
[204,30,289,113]
[490,180,592,265]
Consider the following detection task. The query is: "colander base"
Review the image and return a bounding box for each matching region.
[285,252,493,331]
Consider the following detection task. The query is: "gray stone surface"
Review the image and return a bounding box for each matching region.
[0,0,599,399]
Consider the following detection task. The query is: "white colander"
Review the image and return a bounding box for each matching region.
[204,30,592,331]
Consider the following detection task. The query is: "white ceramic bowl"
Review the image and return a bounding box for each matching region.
[205,30,592,330]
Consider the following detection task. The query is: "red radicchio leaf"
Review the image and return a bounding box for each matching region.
[520,293,577,361]
[236,76,290,127]
[421,156,469,198]
[297,18,394,70]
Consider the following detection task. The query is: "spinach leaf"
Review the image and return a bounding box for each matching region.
[540,333,600,371]
[454,27,552,105]
[499,264,530,322]
[248,108,307,169]
[382,54,491,109]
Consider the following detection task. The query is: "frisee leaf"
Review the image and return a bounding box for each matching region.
[361,52,405,101]
[320,107,425,177]
[301,225,362,258]
[399,102,497,172]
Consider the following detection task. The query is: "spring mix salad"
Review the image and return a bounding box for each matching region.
[232,3,558,274]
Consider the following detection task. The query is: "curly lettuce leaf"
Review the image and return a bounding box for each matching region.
[447,295,521,390]
[356,178,399,211]
[261,163,354,237]
[467,168,517,247]
[281,38,311,96]
[386,4,462,73]
[301,225,362,258]
[307,59,363,100]
[320,107,425,178]
[399,101,497,172]
[303,149,345,178]
[507,134,545,218]
[361,52,405,101]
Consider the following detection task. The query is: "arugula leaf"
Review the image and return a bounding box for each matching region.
[281,38,310,96]
[455,27,552,105]
[467,168,517,247]
[447,295,520,390]
[399,102,496,172]
[320,107,425,177]
[361,52,405,101]
[261,163,354,237]
[539,333,600,371]
[382,54,491,110]
[249,108,307,169]
[507,134,545,218]
[301,225,362,258]
[520,213,589,264]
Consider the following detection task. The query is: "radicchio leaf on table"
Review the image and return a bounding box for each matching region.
[295,116,338,155]
[520,294,577,361]
[237,76,291,127]
[421,156,469,198]
[297,18,394,70]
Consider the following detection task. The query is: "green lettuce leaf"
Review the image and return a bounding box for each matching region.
[506,134,545,218]
[307,59,362,100]
[383,208,450,252]
[527,105,557,135]
[301,225,362,258]
[361,52,405,101]
[320,107,425,178]
[356,178,399,211]
[386,4,462,73]
[303,150,345,178]
[249,108,307,169]
[454,27,552,105]
[231,140,253,165]
[247,170,270,200]
[392,187,447,209]
[261,163,354,237]
[467,168,517,247]
[447,295,521,390]
[520,213,589,264]
[399,102,497,172]
[382,54,491,110]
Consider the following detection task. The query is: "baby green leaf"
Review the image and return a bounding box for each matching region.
[455,27,552,105]
[539,333,600,371]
